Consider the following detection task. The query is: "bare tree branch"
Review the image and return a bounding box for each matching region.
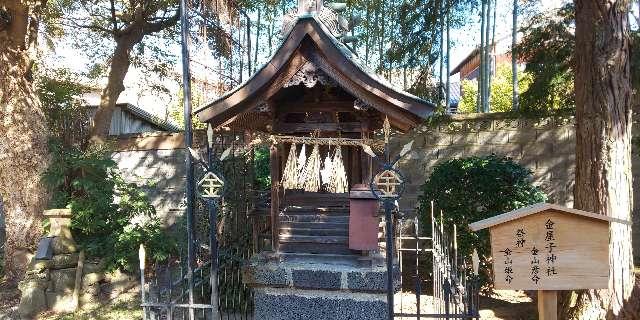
[59,21,115,35]
[143,8,179,35]
[109,0,118,32]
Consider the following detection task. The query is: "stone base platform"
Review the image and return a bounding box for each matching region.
[242,252,399,320]
[254,287,387,320]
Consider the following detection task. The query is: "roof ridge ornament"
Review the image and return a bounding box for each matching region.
[298,0,323,15]
[282,1,349,39]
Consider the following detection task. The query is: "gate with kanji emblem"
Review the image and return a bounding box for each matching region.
[369,125,481,320]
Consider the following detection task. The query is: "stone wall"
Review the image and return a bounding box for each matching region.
[111,130,247,226]
[112,116,640,262]
[392,112,640,262]
[18,209,136,317]
[111,132,189,226]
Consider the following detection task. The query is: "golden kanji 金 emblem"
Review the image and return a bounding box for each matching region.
[197,171,225,199]
[374,169,404,198]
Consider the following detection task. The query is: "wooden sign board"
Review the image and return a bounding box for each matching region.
[469,203,628,291]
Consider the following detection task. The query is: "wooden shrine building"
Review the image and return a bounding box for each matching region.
[195,0,435,258]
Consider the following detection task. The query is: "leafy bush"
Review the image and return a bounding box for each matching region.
[43,140,176,272]
[253,147,271,190]
[418,155,546,287]
[516,3,640,112]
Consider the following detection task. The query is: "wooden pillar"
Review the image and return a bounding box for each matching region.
[270,143,280,252]
[360,124,372,184]
[350,146,359,188]
[537,290,557,320]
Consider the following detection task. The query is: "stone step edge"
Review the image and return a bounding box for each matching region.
[253,287,387,302]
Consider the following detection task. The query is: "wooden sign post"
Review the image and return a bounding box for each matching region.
[469,203,630,320]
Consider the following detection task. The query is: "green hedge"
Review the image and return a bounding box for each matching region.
[418,155,546,287]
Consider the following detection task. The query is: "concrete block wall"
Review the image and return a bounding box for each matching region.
[392,112,640,263]
[393,113,577,211]
[111,133,189,226]
[110,130,247,226]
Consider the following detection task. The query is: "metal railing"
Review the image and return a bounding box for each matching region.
[393,201,480,319]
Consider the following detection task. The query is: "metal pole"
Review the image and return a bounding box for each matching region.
[414,216,420,320]
[179,0,196,319]
[453,225,458,273]
[384,200,395,320]
[167,261,173,320]
[208,200,220,318]
[444,279,451,320]
[139,245,146,320]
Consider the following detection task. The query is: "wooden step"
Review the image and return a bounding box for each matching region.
[279,221,349,230]
[283,206,350,215]
[280,215,349,223]
[280,227,349,237]
[279,235,348,244]
[283,193,349,207]
[278,242,352,255]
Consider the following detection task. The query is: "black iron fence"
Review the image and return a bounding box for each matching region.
[140,131,259,320]
[393,202,480,319]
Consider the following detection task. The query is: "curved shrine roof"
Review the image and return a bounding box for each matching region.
[194,15,436,131]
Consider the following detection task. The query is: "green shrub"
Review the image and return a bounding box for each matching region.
[418,155,546,287]
[42,140,176,272]
[253,146,271,190]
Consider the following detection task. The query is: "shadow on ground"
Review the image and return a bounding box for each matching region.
[479,290,537,320]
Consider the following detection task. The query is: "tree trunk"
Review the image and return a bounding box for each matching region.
[253,9,261,72]
[364,0,370,63]
[478,0,486,112]
[0,0,50,282]
[445,7,451,111]
[565,1,636,319]
[488,0,496,108]
[439,0,445,104]
[483,0,492,112]
[238,15,243,83]
[88,31,143,144]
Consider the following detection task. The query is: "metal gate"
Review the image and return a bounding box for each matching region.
[140,130,259,320]
[393,202,480,319]
[371,123,480,320]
